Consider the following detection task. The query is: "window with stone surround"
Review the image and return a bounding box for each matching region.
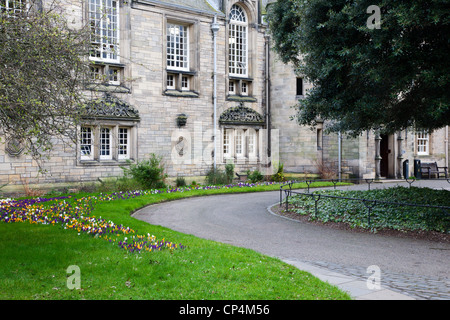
[416,130,430,156]
[296,77,304,96]
[181,75,190,91]
[167,74,175,89]
[99,127,112,160]
[80,127,94,161]
[1,0,26,14]
[78,94,139,165]
[89,0,119,63]
[228,4,248,77]
[118,127,130,160]
[227,4,255,102]
[89,64,124,86]
[228,81,236,95]
[235,129,243,157]
[88,0,124,88]
[220,103,264,163]
[223,128,232,158]
[222,128,259,161]
[164,19,198,97]
[167,23,189,71]
[79,125,135,163]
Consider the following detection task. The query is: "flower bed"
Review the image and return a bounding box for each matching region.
[0,191,183,253]
[0,183,288,253]
[0,180,345,254]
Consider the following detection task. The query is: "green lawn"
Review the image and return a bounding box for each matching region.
[0,181,352,300]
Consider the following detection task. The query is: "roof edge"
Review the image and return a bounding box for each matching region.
[133,0,225,17]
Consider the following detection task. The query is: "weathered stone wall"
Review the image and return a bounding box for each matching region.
[1,0,448,187]
[0,0,272,185]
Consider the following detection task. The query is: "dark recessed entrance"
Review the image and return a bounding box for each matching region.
[380,134,389,178]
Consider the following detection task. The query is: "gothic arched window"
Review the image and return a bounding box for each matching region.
[228,4,248,77]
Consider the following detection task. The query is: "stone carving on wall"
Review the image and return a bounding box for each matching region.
[219,102,264,125]
[83,93,140,120]
[5,136,25,157]
[175,137,185,156]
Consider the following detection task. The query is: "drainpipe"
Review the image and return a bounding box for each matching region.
[338,131,342,181]
[265,33,271,159]
[211,15,220,171]
[446,126,449,169]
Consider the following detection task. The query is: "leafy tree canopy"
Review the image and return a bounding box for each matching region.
[266,0,449,136]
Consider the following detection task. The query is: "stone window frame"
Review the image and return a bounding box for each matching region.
[416,130,431,156]
[77,121,138,166]
[86,0,127,90]
[117,127,130,160]
[89,62,125,87]
[227,77,254,100]
[88,0,120,64]
[181,75,190,91]
[226,2,256,102]
[228,4,248,77]
[1,0,27,15]
[221,126,260,163]
[166,23,189,72]
[99,126,113,160]
[163,15,199,98]
[296,77,304,97]
[80,127,95,161]
[166,74,175,90]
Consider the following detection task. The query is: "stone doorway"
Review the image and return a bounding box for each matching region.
[380,134,390,177]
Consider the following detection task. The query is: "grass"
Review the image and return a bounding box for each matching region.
[0,181,352,300]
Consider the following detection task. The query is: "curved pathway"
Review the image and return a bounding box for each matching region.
[133,180,450,300]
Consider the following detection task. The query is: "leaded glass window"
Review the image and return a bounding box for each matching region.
[167,23,189,71]
[228,4,248,77]
[89,0,119,62]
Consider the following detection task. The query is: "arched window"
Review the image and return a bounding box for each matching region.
[228,4,248,77]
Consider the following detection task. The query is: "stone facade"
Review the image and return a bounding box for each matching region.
[0,0,448,187]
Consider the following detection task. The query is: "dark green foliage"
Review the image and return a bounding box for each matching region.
[225,163,235,184]
[247,169,264,183]
[205,164,234,185]
[271,162,286,182]
[121,154,167,190]
[266,0,450,135]
[175,176,187,187]
[205,167,228,185]
[289,187,450,232]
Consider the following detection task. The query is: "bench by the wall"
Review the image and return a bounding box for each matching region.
[420,162,448,179]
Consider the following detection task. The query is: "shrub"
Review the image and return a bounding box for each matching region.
[225,163,235,184]
[121,154,167,190]
[175,176,186,187]
[289,187,450,233]
[247,169,264,183]
[205,166,229,185]
[271,162,285,182]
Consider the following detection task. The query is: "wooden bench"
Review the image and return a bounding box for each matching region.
[420,162,448,179]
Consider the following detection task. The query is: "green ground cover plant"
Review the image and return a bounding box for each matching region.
[0,181,351,300]
[289,187,450,233]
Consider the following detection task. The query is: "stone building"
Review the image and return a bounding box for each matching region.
[0,0,448,188]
